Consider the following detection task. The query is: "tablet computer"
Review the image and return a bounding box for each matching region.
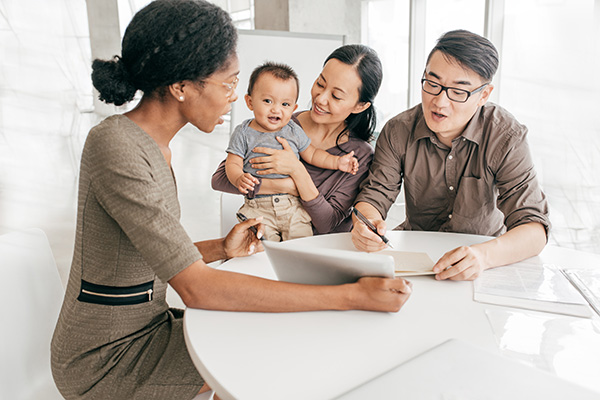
[262,240,395,285]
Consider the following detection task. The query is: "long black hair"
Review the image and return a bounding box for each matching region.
[91,0,237,106]
[324,44,383,145]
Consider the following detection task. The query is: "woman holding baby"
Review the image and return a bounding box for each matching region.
[212,44,382,235]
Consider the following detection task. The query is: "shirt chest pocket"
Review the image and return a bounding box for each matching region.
[452,176,496,219]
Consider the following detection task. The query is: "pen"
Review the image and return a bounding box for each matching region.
[351,207,393,248]
[236,212,264,240]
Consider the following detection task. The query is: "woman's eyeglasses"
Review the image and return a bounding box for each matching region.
[204,76,239,97]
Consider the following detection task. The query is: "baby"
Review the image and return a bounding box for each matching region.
[225,61,358,241]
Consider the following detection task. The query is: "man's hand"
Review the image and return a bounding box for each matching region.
[432,245,489,281]
[351,202,388,252]
[351,217,388,252]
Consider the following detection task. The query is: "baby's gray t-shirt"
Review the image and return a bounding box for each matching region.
[227,119,311,179]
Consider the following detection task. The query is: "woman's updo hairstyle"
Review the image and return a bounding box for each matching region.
[91,0,237,106]
[325,44,382,143]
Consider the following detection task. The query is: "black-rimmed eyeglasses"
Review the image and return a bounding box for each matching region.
[421,78,489,103]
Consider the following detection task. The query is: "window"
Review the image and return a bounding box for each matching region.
[363,0,410,129]
[424,0,485,50]
[119,0,255,32]
[364,0,485,128]
[499,0,599,252]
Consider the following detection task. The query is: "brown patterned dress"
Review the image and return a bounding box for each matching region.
[51,115,204,399]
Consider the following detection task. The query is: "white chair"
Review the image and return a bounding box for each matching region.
[0,228,64,400]
[220,192,244,237]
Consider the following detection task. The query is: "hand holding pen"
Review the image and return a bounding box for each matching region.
[351,206,393,249]
[236,212,264,241]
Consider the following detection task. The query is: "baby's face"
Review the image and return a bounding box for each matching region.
[245,73,298,133]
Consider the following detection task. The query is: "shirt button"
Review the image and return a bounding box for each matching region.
[274,197,280,203]
[448,214,453,219]
[462,138,466,141]
[449,186,454,191]
[448,155,453,160]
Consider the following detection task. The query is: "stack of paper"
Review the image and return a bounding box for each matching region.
[473,262,592,318]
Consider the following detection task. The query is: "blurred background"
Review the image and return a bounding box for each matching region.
[1,0,599,286]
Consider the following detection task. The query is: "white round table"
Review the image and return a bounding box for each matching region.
[184,231,600,399]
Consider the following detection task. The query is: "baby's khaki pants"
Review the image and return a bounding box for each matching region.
[239,194,313,241]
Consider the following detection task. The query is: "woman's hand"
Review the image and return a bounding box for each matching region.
[223,217,264,259]
[250,137,303,177]
[352,277,412,312]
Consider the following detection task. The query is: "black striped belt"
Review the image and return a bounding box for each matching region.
[77,279,154,306]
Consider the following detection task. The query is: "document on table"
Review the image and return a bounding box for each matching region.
[375,250,436,277]
[560,268,600,317]
[473,261,592,318]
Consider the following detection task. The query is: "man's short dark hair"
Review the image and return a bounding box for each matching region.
[247,62,300,101]
[427,30,499,82]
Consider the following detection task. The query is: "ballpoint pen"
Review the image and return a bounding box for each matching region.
[236,212,264,240]
[351,207,393,248]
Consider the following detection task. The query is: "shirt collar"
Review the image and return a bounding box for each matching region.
[416,104,485,146]
[459,106,485,145]
[414,110,432,141]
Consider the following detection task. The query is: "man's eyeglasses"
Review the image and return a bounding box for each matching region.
[204,76,239,96]
[421,78,488,103]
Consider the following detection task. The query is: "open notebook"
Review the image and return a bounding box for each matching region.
[376,249,436,277]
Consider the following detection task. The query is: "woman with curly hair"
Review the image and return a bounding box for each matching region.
[51,1,412,399]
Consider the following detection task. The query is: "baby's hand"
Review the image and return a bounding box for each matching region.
[337,151,359,175]
[235,173,257,194]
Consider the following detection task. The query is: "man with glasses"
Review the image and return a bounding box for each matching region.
[352,30,550,281]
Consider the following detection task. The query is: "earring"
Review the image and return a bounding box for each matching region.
[179,96,184,101]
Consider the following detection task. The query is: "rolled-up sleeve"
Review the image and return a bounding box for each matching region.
[492,127,551,236]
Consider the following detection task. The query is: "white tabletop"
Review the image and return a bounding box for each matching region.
[184,231,600,400]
